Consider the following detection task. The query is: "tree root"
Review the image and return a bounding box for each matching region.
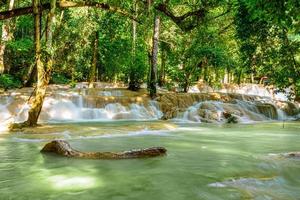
[8,121,39,131]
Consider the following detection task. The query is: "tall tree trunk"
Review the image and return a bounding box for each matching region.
[25,0,44,126]
[147,0,152,13]
[0,0,15,74]
[149,14,160,98]
[237,70,242,85]
[23,62,36,87]
[128,0,138,91]
[250,73,254,83]
[203,65,208,83]
[45,0,56,82]
[183,69,190,93]
[25,0,56,127]
[158,43,166,87]
[89,31,99,88]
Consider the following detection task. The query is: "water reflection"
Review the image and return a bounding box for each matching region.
[48,175,100,190]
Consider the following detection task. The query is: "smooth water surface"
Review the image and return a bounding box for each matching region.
[0,121,300,200]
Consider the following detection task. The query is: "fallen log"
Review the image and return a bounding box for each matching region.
[41,140,167,159]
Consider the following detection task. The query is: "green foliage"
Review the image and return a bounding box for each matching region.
[0,0,298,98]
[51,73,70,84]
[5,38,34,81]
[0,74,22,90]
[235,0,300,96]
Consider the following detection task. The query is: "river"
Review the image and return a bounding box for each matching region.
[0,121,299,200]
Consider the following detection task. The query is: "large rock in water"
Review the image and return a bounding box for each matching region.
[283,152,300,158]
[256,103,278,119]
[276,101,300,116]
[156,93,263,120]
[41,140,167,159]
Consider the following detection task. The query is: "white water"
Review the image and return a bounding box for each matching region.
[0,90,163,128]
[180,100,283,123]
[11,126,175,143]
[190,83,290,101]
[0,85,298,131]
[42,95,163,122]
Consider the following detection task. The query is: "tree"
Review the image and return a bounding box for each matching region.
[23,0,56,126]
[0,0,15,74]
[149,13,160,98]
[89,31,99,88]
[235,0,300,98]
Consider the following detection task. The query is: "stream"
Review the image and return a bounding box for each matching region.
[0,121,300,200]
[0,85,299,199]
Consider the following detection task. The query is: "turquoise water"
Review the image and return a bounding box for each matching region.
[0,121,300,200]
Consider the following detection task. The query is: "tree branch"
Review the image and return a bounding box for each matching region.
[218,21,234,35]
[0,0,136,21]
[155,3,206,31]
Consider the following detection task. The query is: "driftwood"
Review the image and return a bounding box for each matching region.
[41,140,167,159]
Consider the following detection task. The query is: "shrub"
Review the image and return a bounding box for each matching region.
[51,73,70,84]
[0,74,22,90]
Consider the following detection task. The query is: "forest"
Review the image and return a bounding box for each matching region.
[0,1,300,200]
[0,0,299,94]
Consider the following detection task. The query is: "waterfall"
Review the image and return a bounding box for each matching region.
[38,91,163,122]
[0,85,298,131]
[180,99,291,123]
[0,88,164,130]
[190,83,290,101]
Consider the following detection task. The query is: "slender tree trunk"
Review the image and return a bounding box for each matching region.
[132,0,137,54]
[183,71,190,93]
[45,0,56,80]
[203,65,208,83]
[23,62,36,87]
[89,31,99,88]
[149,14,160,98]
[0,0,15,74]
[128,0,138,91]
[25,0,56,126]
[250,73,254,83]
[227,68,230,84]
[223,67,229,84]
[158,43,166,87]
[147,0,152,13]
[237,70,242,85]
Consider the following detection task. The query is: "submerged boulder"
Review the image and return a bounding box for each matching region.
[267,152,300,159]
[41,140,167,159]
[198,109,220,122]
[283,152,300,158]
[256,103,278,119]
[156,93,264,120]
[223,112,239,123]
[276,101,300,116]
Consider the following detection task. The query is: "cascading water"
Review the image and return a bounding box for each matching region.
[180,99,288,123]
[190,83,290,101]
[0,88,163,127]
[0,97,14,131]
[0,84,299,131]
[40,95,162,122]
